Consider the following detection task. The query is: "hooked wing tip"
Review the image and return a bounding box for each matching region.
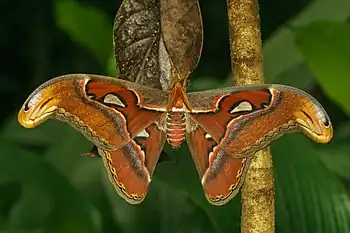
[295,99,333,144]
[18,93,57,129]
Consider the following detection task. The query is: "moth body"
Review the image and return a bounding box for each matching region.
[166,110,186,148]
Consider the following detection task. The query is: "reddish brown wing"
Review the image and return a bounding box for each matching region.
[186,122,250,205]
[18,74,168,150]
[86,78,166,140]
[188,84,332,158]
[98,123,166,204]
[188,87,272,141]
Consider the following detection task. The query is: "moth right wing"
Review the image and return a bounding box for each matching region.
[188,84,332,158]
[186,121,251,205]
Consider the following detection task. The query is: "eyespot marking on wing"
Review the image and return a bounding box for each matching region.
[136,130,150,138]
[230,101,253,114]
[103,94,126,107]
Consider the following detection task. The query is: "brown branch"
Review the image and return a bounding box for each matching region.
[226,0,275,233]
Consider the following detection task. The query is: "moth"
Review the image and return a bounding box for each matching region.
[18,74,332,205]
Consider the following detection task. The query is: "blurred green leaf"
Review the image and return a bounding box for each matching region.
[8,185,52,231]
[54,0,113,65]
[263,0,350,87]
[272,63,315,90]
[1,114,107,221]
[273,135,350,233]
[318,146,350,180]
[294,21,350,115]
[43,125,91,177]
[1,114,100,186]
[1,114,67,147]
[315,122,350,179]
[0,138,100,233]
[107,55,117,77]
[333,122,350,140]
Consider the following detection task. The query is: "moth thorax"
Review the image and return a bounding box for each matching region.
[166,111,186,148]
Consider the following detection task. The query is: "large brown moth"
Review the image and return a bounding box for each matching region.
[18,74,332,205]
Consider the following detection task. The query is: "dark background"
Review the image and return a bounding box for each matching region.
[0,0,350,233]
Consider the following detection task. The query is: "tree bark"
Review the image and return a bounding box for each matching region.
[226,0,275,232]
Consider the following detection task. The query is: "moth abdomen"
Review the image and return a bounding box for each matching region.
[166,111,186,148]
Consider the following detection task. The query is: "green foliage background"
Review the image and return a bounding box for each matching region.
[1,0,350,232]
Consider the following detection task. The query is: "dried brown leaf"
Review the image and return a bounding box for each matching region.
[113,0,202,90]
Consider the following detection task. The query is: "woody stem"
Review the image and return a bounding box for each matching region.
[226,0,275,232]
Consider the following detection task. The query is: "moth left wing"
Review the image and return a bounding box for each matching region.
[18,74,168,151]
[98,122,166,204]
[186,122,250,205]
[187,84,333,158]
